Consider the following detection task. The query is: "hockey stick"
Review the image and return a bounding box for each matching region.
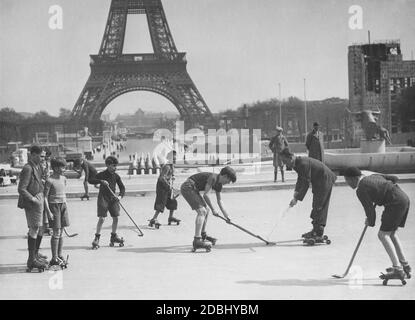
[332,224,368,279]
[63,228,78,238]
[215,215,276,245]
[105,185,144,237]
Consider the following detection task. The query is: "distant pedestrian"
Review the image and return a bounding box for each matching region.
[269,126,289,182]
[306,122,325,162]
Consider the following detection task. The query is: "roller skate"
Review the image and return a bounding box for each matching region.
[35,251,49,265]
[386,262,411,279]
[80,194,90,201]
[57,255,69,269]
[109,233,124,247]
[49,257,65,270]
[148,218,161,229]
[192,237,211,252]
[201,232,217,246]
[380,267,407,286]
[26,258,46,273]
[302,226,331,246]
[92,233,100,249]
[168,217,181,226]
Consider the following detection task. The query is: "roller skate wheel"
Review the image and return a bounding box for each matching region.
[206,247,211,252]
[307,239,315,246]
[382,279,388,286]
[119,243,124,247]
[192,248,196,252]
[177,222,180,225]
[326,239,331,245]
[168,222,171,225]
[156,225,160,229]
[323,235,328,240]
[109,242,114,247]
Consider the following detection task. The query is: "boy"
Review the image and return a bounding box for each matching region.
[343,167,411,279]
[89,156,125,248]
[279,148,337,241]
[73,157,98,200]
[180,166,236,252]
[44,157,69,267]
[18,145,48,271]
[148,164,180,228]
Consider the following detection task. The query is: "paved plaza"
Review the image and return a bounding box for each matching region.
[1,183,414,300]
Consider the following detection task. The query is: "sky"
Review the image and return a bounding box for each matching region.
[1,0,415,118]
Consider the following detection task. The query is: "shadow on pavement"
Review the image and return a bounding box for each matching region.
[118,242,274,254]
[0,235,27,240]
[0,264,29,275]
[237,278,384,287]
[16,245,92,252]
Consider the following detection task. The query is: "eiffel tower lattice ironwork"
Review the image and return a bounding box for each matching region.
[71,0,217,129]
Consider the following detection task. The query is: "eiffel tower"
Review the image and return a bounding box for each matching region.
[71,0,217,130]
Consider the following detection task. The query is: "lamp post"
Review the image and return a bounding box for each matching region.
[278,83,282,127]
[304,78,308,142]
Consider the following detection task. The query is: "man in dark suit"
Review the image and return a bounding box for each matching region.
[279,148,337,239]
[343,167,411,279]
[306,122,325,162]
[18,145,48,270]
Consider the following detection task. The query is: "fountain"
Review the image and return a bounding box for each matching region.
[325,110,415,173]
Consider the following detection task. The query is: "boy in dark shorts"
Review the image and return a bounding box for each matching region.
[148,164,180,228]
[343,167,411,279]
[89,156,125,248]
[44,157,69,267]
[73,158,98,200]
[180,166,236,251]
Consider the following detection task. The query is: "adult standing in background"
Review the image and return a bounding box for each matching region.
[268,126,289,182]
[306,122,325,162]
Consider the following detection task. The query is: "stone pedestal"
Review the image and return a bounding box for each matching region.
[360,139,385,153]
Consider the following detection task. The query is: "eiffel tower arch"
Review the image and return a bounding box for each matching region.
[71,0,217,131]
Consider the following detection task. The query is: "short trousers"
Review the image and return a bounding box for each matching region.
[48,202,70,229]
[380,186,410,232]
[25,194,44,228]
[97,197,120,218]
[180,179,206,210]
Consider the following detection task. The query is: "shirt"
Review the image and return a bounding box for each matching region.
[188,172,223,192]
[44,175,67,203]
[90,169,125,201]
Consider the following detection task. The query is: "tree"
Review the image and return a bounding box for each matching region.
[58,108,72,119]
[0,107,24,122]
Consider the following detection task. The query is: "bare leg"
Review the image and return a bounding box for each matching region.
[151,210,161,220]
[390,230,408,264]
[95,217,105,235]
[195,207,207,238]
[111,216,118,234]
[201,209,209,234]
[83,180,89,196]
[378,230,400,267]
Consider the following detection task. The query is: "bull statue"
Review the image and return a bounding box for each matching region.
[346,108,392,145]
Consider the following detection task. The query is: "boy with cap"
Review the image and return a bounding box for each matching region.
[269,126,289,182]
[180,166,236,252]
[343,167,411,280]
[279,148,337,242]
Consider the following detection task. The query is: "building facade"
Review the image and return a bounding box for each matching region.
[348,40,415,143]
